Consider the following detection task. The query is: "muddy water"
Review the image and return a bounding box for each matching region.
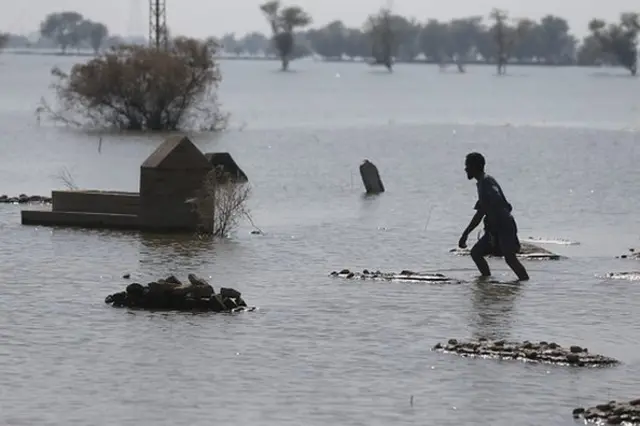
[1,55,639,425]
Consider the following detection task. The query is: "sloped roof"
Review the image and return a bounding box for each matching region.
[204,152,249,182]
[141,135,210,169]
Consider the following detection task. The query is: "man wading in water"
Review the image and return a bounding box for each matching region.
[458,152,530,281]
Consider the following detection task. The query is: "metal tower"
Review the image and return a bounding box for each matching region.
[149,0,168,50]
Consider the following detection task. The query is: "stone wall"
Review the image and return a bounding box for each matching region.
[52,190,140,215]
[21,210,139,229]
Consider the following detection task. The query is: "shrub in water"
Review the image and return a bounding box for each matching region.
[38,37,228,131]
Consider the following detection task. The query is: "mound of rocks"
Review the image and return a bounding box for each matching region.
[104,273,253,313]
[432,338,619,367]
[450,241,563,260]
[617,248,640,260]
[573,398,640,424]
[329,268,455,283]
[0,194,52,204]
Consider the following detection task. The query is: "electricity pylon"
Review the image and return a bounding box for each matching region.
[149,0,168,50]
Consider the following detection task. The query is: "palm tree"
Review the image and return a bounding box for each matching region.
[260,0,312,70]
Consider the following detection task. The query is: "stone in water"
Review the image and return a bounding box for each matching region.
[432,338,619,367]
[359,160,385,194]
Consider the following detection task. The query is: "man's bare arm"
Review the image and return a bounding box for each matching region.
[463,210,484,237]
[458,210,485,248]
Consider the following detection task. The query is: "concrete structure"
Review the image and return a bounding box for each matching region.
[139,135,211,230]
[21,136,246,232]
[21,190,140,229]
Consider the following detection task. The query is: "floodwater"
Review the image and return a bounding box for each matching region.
[1,54,640,425]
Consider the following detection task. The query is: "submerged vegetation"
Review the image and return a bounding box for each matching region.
[2,8,639,74]
[0,33,8,51]
[588,13,639,75]
[260,0,312,70]
[37,37,227,131]
[366,8,395,71]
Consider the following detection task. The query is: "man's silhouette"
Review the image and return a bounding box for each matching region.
[458,152,529,281]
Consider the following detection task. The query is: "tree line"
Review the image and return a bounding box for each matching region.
[39,12,109,53]
[228,2,639,74]
[1,6,638,74]
[0,12,119,54]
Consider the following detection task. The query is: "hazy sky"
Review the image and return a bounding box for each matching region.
[3,0,638,39]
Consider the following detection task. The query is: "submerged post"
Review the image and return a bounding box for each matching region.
[359,159,385,195]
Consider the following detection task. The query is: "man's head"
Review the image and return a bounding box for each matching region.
[465,152,485,180]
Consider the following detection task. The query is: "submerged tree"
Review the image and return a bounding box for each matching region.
[588,13,639,75]
[306,20,348,59]
[260,0,312,70]
[40,11,84,53]
[510,18,539,62]
[0,33,8,51]
[419,19,450,64]
[448,17,485,72]
[576,34,612,65]
[489,9,518,74]
[366,7,394,71]
[39,12,111,54]
[38,37,227,131]
[82,21,109,54]
[538,15,575,64]
[389,16,421,62]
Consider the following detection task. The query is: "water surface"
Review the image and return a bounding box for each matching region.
[1,55,639,425]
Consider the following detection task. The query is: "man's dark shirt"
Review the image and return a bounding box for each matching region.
[473,173,513,233]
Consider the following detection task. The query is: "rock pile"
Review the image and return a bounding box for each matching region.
[617,248,640,259]
[104,274,253,313]
[604,271,640,281]
[522,236,580,245]
[432,338,619,367]
[0,194,52,204]
[329,268,455,283]
[573,398,640,424]
[449,241,563,260]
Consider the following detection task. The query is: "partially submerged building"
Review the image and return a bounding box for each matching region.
[21,135,248,232]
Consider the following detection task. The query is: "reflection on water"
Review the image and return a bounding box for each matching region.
[468,281,522,340]
[137,232,242,276]
[139,232,217,255]
[358,192,384,217]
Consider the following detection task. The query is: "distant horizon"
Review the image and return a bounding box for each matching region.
[2,1,639,40]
